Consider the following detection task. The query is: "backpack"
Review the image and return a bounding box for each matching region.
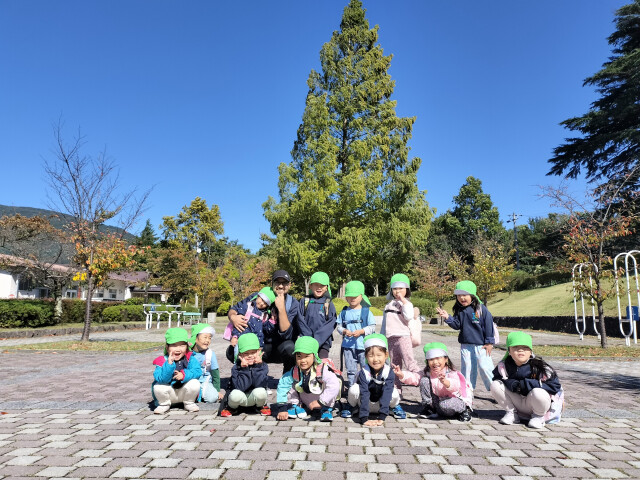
[292,358,344,403]
[340,306,371,327]
[303,296,331,318]
[361,363,391,383]
[496,361,564,424]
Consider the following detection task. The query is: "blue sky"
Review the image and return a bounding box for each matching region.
[0,0,627,252]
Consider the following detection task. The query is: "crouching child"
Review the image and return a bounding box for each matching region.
[190,324,222,403]
[276,336,342,422]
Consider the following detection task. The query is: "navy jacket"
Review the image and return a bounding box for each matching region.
[357,366,396,422]
[231,293,299,343]
[445,304,495,345]
[297,296,337,351]
[492,356,561,396]
[230,361,269,393]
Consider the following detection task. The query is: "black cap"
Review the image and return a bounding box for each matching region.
[272,270,291,282]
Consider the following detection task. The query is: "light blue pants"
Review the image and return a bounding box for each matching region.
[200,382,220,403]
[460,343,494,391]
[343,348,366,387]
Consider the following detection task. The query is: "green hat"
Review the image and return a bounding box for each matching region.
[237,333,261,354]
[364,333,388,350]
[190,324,215,346]
[253,287,276,306]
[309,271,332,298]
[504,331,533,360]
[454,280,482,304]
[294,336,320,355]
[165,327,190,355]
[345,280,371,306]
[387,273,411,300]
[423,342,448,360]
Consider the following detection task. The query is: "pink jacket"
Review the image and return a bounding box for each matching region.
[399,368,473,406]
[381,299,414,337]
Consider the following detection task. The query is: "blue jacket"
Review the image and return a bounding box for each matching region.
[151,351,202,402]
[230,361,269,393]
[297,295,337,351]
[445,304,495,345]
[357,365,395,422]
[337,307,376,350]
[492,356,562,396]
[231,293,298,343]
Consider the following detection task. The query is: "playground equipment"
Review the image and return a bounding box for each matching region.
[143,304,183,330]
[613,250,640,346]
[572,263,600,341]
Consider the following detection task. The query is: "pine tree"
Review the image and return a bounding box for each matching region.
[137,219,158,247]
[263,0,431,288]
[548,1,640,195]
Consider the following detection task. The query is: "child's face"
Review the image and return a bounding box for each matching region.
[310,283,328,298]
[195,333,212,351]
[255,296,268,310]
[509,345,532,366]
[239,348,261,365]
[456,294,472,307]
[346,295,362,308]
[427,356,447,372]
[366,346,388,371]
[392,287,406,299]
[295,352,315,371]
[167,342,187,360]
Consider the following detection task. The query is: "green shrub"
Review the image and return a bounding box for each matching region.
[124,297,144,305]
[508,270,572,292]
[102,304,145,323]
[0,300,55,328]
[217,301,231,316]
[61,299,119,324]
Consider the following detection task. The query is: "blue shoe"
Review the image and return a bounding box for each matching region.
[392,405,407,419]
[320,406,333,422]
[340,405,352,418]
[287,405,308,419]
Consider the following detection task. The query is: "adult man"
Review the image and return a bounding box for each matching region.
[227,270,300,372]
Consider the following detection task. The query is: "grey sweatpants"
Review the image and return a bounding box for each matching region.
[419,377,466,417]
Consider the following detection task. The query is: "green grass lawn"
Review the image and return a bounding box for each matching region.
[2,340,161,352]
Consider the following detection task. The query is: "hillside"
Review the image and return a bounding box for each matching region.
[441,281,628,317]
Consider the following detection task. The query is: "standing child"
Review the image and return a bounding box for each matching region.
[345,334,405,425]
[491,331,564,429]
[337,280,376,418]
[221,333,270,417]
[381,273,421,395]
[190,324,222,403]
[436,280,496,392]
[394,342,473,421]
[275,336,342,422]
[297,272,337,359]
[152,327,202,414]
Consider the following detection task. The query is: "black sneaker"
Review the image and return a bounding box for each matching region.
[457,407,472,422]
[419,405,438,419]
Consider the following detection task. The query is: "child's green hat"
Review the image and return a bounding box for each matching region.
[345,280,371,306]
[165,327,190,355]
[293,336,321,363]
[504,331,533,360]
[386,273,411,300]
[364,333,388,350]
[454,280,482,303]
[237,333,261,354]
[309,271,332,298]
[423,342,448,360]
[189,324,214,346]
[253,287,276,306]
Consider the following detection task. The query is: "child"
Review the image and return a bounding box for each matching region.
[436,280,496,391]
[381,273,421,395]
[190,324,222,403]
[151,327,202,414]
[226,287,276,362]
[337,280,376,403]
[491,331,564,429]
[393,342,473,422]
[275,336,342,422]
[345,334,405,425]
[220,333,270,417]
[297,271,337,359]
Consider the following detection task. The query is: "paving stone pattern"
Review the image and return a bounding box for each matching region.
[0,327,639,479]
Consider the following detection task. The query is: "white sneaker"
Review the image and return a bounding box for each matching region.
[528,414,545,429]
[499,411,520,425]
[154,404,170,414]
[183,402,200,412]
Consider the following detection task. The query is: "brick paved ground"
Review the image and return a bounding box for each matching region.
[1,326,639,479]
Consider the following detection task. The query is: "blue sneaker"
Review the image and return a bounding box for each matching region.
[287,405,308,419]
[392,404,407,419]
[340,405,352,418]
[320,406,333,422]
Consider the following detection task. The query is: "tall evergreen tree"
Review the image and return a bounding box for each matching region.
[137,219,158,247]
[263,0,432,288]
[548,1,640,195]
